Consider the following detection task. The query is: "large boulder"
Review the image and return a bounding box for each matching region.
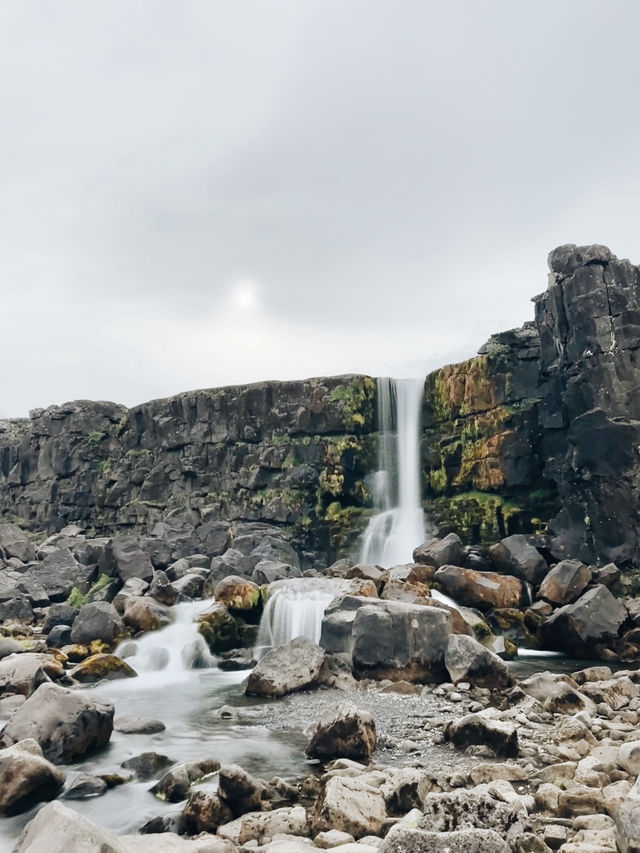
[413,533,464,568]
[213,575,261,613]
[70,601,125,645]
[70,654,137,684]
[217,805,308,846]
[0,523,35,563]
[538,559,592,605]
[306,704,376,760]
[434,566,524,611]
[23,547,94,602]
[181,791,233,834]
[0,739,65,814]
[490,534,548,585]
[150,758,220,802]
[420,789,526,842]
[245,637,327,698]
[0,682,114,763]
[123,596,173,633]
[445,634,514,689]
[444,710,518,758]
[110,536,154,583]
[351,600,451,682]
[250,560,303,585]
[312,775,387,838]
[196,603,239,653]
[217,764,266,816]
[539,584,628,656]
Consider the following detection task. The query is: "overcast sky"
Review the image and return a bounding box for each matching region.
[1,0,639,417]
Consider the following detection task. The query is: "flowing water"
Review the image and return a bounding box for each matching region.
[254,578,348,658]
[360,377,427,568]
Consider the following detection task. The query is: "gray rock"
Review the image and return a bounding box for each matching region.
[245,637,327,698]
[24,547,93,602]
[0,739,65,814]
[251,560,303,585]
[539,584,628,656]
[114,714,166,734]
[0,682,114,763]
[46,624,72,648]
[0,523,35,563]
[413,533,463,568]
[41,603,78,634]
[445,634,514,689]
[150,758,221,802]
[121,751,174,781]
[547,243,612,278]
[306,704,376,761]
[489,535,548,585]
[0,597,34,624]
[312,775,387,838]
[0,653,51,698]
[148,570,178,605]
[420,789,526,840]
[444,711,518,758]
[218,764,266,816]
[538,559,592,605]
[111,536,154,583]
[63,772,107,799]
[181,790,233,834]
[70,601,125,645]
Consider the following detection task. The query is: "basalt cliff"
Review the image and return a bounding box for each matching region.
[1,244,639,568]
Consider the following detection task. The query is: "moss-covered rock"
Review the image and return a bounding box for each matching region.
[196,604,239,654]
[212,576,261,613]
[70,653,137,683]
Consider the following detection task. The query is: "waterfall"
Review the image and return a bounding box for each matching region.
[254,578,348,658]
[359,377,426,568]
[117,600,217,676]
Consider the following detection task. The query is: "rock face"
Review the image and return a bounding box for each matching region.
[0,682,114,763]
[0,376,376,564]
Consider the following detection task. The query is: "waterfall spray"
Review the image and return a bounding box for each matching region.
[359,377,426,568]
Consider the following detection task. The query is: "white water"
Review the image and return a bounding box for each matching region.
[360,377,426,568]
[254,578,347,658]
[117,600,217,681]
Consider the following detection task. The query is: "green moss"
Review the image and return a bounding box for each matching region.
[88,431,106,445]
[67,574,112,608]
[95,460,111,478]
[114,415,129,437]
[328,377,376,432]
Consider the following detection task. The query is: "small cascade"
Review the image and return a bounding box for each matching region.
[360,377,427,568]
[254,578,347,658]
[118,600,217,675]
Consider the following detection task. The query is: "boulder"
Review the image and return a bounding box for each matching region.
[381,826,510,853]
[312,775,387,838]
[420,789,526,840]
[70,653,137,683]
[538,560,592,605]
[435,566,524,611]
[0,523,35,563]
[13,800,121,852]
[351,600,451,682]
[218,764,266,816]
[245,637,327,698]
[123,596,174,633]
[0,653,51,698]
[0,597,35,624]
[217,805,308,845]
[150,758,220,802]
[196,603,239,653]
[345,564,385,590]
[148,571,178,606]
[213,575,261,612]
[41,603,78,634]
[111,536,154,583]
[539,585,628,656]
[542,682,596,716]
[251,560,303,585]
[0,682,114,763]
[70,601,125,646]
[63,773,107,799]
[306,704,376,760]
[380,768,433,815]
[445,634,514,689]
[181,791,233,833]
[413,533,464,568]
[114,715,165,735]
[518,671,579,703]
[121,751,174,781]
[444,711,518,757]
[489,534,548,585]
[0,739,65,814]
[24,547,94,602]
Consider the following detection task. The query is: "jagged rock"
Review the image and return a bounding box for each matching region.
[351,600,451,682]
[123,596,174,633]
[0,653,51,697]
[24,547,94,602]
[148,570,178,605]
[420,789,526,840]
[580,675,637,711]
[345,564,385,590]
[381,826,510,852]
[444,711,518,757]
[380,768,433,815]
[251,560,302,585]
[547,243,613,277]
[70,601,125,645]
[0,682,114,763]
[445,634,514,689]
[111,536,154,583]
[518,671,579,702]
[542,682,596,715]
[213,575,261,612]
[150,758,220,802]
[306,704,376,760]
[245,637,327,697]
[46,625,72,648]
[196,603,239,653]
[490,535,548,585]
[41,603,78,633]
[0,597,34,624]
[218,764,266,816]
[0,523,35,563]
[538,560,592,605]
[217,804,309,845]
[70,653,137,683]
[435,565,524,611]
[181,790,232,833]
[413,533,464,568]
[539,585,628,656]
[0,739,65,814]
[312,775,387,838]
